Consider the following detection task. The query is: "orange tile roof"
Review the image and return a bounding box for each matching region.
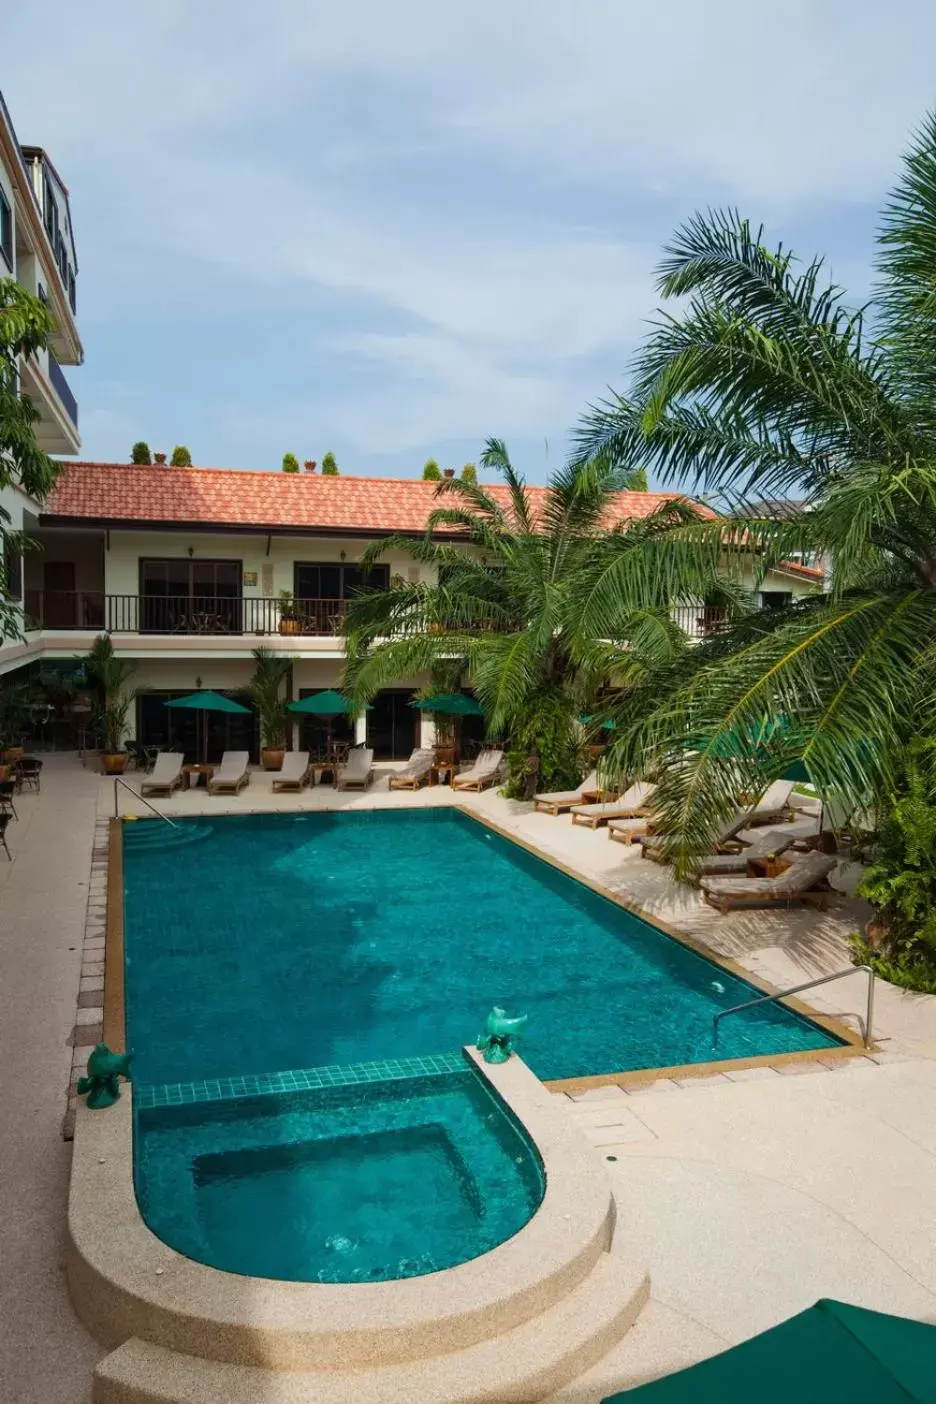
[43,461,823,579]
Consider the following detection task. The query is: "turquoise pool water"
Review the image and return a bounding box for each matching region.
[134,1065,543,1282]
[123,808,840,1086]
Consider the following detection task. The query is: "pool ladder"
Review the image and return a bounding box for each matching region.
[112,777,178,828]
[712,965,874,1048]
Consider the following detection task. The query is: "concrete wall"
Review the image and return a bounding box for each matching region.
[0,147,15,276]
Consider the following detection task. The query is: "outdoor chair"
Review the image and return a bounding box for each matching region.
[0,812,11,859]
[140,752,185,797]
[640,808,750,863]
[451,749,505,792]
[700,851,838,913]
[207,751,251,795]
[746,779,797,826]
[271,751,312,792]
[124,740,149,772]
[0,780,18,820]
[388,748,434,790]
[336,747,374,790]
[533,769,602,815]
[16,757,42,793]
[570,781,655,828]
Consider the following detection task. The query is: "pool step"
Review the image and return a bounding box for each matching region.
[92,1248,649,1404]
[121,821,211,850]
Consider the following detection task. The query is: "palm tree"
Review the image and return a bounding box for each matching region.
[344,438,723,796]
[572,112,936,876]
[248,647,294,762]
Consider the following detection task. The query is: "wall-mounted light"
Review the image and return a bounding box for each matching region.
[340,551,346,561]
[188,546,194,557]
[195,675,203,689]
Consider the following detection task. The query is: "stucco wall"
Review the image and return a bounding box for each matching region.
[102,530,429,599]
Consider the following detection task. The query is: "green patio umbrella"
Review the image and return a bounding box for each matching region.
[410,693,484,716]
[287,690,370,754]
[165,690,251,764]
[602,1299,936,1404]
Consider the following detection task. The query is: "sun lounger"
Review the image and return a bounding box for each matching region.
[745,779,796,826]
[140,751,184,797]
[271,751,311,792]
[607,816,651,845]
[700,851,837,912]
[337,747,374,790]
[388,748,434,791]
[533,769,601,815]
[694,828,797,876]
[452,749,504,792]
[207,751,250,795]
[570,781,655,828]
[640,808,749,862]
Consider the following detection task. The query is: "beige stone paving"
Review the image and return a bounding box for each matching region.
[4,754,936,1402]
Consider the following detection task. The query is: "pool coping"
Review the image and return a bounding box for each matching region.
[102,809,866,1090]
[66,1047,632,1370]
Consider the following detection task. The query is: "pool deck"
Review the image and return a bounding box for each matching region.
[3,753,936,1402]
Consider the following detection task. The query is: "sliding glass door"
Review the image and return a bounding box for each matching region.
[140,559,242,633]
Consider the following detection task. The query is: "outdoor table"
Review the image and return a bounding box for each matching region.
[430,763,454,786]
[746,854,793,880]
[182,763,216,789]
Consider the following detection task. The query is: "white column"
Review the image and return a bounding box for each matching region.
[419,713,436,749]
[354,713,368,746]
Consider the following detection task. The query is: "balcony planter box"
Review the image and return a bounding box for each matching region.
[279,617,302,636]
[2,746,24,763]
[101,752,128,776]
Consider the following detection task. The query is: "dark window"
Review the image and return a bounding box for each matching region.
[760,591,793,610]
[366,688,419,761]
[137,690,257,764]
[0,187,12,271]
[68,269,76,313]
[139,558,242,633]
[294,561,390,600]
[296,689,356,758]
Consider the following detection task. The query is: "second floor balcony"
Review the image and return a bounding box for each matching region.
[23,592,350,637]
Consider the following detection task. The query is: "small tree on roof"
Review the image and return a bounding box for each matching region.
[321,451,340,476]
[282,452,299,473]
[170,446,192,466]
[131,441,151,464]
[422,458,441,481]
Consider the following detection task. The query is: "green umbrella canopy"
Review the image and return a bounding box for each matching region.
[164,690,251,714]
[411,693,484,716]
[578,715,617,730]
[603,1300,936,1404]
[287,690,369,715]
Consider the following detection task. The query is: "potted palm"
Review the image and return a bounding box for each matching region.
[278,590,303,636]
[86,635,136,774]
[0,680,32,770]
[248,647,295,769]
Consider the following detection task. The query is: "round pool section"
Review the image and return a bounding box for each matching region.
[134,1063,544,1283]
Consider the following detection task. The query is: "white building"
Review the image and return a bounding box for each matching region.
[0,88,82,456]
[0,460,824,761]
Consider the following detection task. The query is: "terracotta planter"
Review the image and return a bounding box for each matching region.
[261,748,285,771]
[0,764,10,783]
[102,753,128,775]
[279,618,302,636]
[2,746,24,762]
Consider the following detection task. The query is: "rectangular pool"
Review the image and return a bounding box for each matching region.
[123,808,841,1086]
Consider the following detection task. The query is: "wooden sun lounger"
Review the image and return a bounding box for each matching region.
[640,809,749,863]
[607,817,651,845]
[140,752,184,797]
[271,752,311,792]
[570,781,655,829]
[336,748,374,790]
[207,751,250,795]
[452,750,504,792]
[700,852,837,913]
[693,829,797,877]
[745,779,797,827]
[388,748,434,791]
[533,769,600,815]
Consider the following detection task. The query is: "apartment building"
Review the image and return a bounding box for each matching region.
[0,460,823,761]
[0,89,82,455]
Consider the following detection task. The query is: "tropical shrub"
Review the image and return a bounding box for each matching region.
[849,742,936,992]
[170,446,192,466]
[282,453,299,473]
[248,646,294,751]
[86,634,135,753]
[422,458,441,481]
[461,462,477,485]
[321,451,339,476]
[131,441,152,464]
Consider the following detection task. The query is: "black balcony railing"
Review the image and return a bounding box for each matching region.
[22,591,349,636]
[47,352,78,428]
[671,604,729,639]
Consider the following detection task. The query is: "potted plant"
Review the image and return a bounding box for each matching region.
[0,680,32,765]
[248,647,295,769]
[85,635,136,774]
[278,590,303,636]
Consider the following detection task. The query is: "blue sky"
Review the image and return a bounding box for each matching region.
[5,1,936,482]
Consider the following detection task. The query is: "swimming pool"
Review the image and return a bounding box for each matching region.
[123,807,841,1087]
[134,1062,544,1283]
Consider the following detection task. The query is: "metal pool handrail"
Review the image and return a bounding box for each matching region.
[112,776,178,828]
[712,965,874,1048]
